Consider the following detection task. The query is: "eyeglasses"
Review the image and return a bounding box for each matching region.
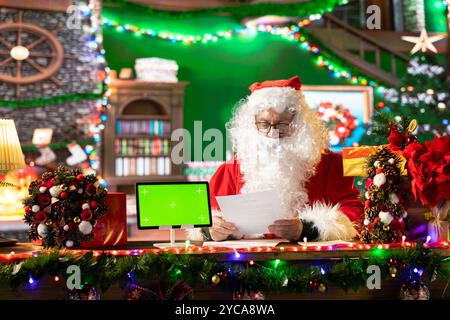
[255,121,292,136]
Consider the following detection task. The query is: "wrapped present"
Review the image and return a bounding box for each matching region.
[342,145,407,177]
[81,192,127,248]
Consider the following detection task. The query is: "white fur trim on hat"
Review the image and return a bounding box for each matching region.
[299,202,357,241]
[247,86,301,113]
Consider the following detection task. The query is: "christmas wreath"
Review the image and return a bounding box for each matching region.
[23,167,108,248]
[315,101,358,146]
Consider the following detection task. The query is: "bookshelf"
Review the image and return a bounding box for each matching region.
[103,79,188,192]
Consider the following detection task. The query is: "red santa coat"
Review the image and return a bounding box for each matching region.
[207,149,363,240]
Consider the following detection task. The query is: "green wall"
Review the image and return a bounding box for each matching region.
[424,0,448,32]
[102,7,349,147]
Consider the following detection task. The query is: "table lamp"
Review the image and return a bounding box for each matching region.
[0,119,26,246]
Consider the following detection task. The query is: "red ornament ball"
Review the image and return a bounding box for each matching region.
[25,206,32,214]
[309,279,319,289]
[60,192,68,199]
[377,102,385,109]
[76,174,84,182]
[90,201,98,209]
[388,258,397,266]
[375,168,383,174]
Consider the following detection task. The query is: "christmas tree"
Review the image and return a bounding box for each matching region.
[363,54,449,146]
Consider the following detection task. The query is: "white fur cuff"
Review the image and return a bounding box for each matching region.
[299,202,357,241]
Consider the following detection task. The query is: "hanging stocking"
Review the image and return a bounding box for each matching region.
[66,143,88,166]
[35,147,56,166]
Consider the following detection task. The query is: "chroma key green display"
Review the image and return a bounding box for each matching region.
[136,182,212,229]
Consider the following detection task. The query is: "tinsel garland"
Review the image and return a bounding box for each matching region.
[104,0,346,19]
[0,93,102,108]
[0,243,447,297]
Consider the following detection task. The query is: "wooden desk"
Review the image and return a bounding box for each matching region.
[1,241,449,300]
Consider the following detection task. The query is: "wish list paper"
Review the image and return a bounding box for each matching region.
[216,190,283,236]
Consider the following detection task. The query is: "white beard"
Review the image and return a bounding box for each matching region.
[227,92,326,217]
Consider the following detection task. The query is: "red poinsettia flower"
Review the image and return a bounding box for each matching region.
[35,211,47,223]
[86,183,97,195]
[403,136,450,207]
[81,209,93,221]
[37,194,51,206]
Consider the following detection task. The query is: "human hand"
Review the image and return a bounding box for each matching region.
[268,218,303,242]
[210,216,242,241]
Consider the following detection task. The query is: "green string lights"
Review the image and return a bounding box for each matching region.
[101,16,389,94]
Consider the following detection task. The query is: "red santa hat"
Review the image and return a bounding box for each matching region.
[246,76,303,113]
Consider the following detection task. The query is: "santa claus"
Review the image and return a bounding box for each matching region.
[187,76,363,242]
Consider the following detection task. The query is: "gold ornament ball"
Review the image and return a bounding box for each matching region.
[211,274,221,285]
[318,283,327,293]
[390,266,397,278]
[74,216,81,224]
[383,225,390,231]
[45,220,52,226]
[60,184,68,191]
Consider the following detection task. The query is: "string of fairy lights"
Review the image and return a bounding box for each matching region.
[0,237,448,294]
[1,235,447,263]
[101,16,387,95]
[75,0,111,184]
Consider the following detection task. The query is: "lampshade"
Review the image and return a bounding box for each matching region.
[0,119,26,173]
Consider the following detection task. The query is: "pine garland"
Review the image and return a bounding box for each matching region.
[0,243,448,298]
[0,93,102,108]
[21,140,93,152]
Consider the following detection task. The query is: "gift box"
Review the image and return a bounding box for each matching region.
[342,145,407,177]
[81,192,127,248]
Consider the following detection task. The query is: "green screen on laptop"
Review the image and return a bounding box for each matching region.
[136,182,212,229]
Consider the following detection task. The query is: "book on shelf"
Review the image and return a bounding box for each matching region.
[115,138,170,156]
[115,156,171,176]
[117,119,170,136]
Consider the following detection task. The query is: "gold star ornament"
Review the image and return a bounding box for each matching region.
[401,29,445,54]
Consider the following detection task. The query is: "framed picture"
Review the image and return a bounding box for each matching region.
[32,128,53,146]
[302,85,373,152]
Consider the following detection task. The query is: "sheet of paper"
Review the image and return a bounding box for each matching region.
[216,190,283,236]
[203,239,288,248]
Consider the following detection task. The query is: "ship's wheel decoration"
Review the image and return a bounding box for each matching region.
[0,11,76,97]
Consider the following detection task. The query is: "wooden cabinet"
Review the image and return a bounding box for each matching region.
[102,79,188,192]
